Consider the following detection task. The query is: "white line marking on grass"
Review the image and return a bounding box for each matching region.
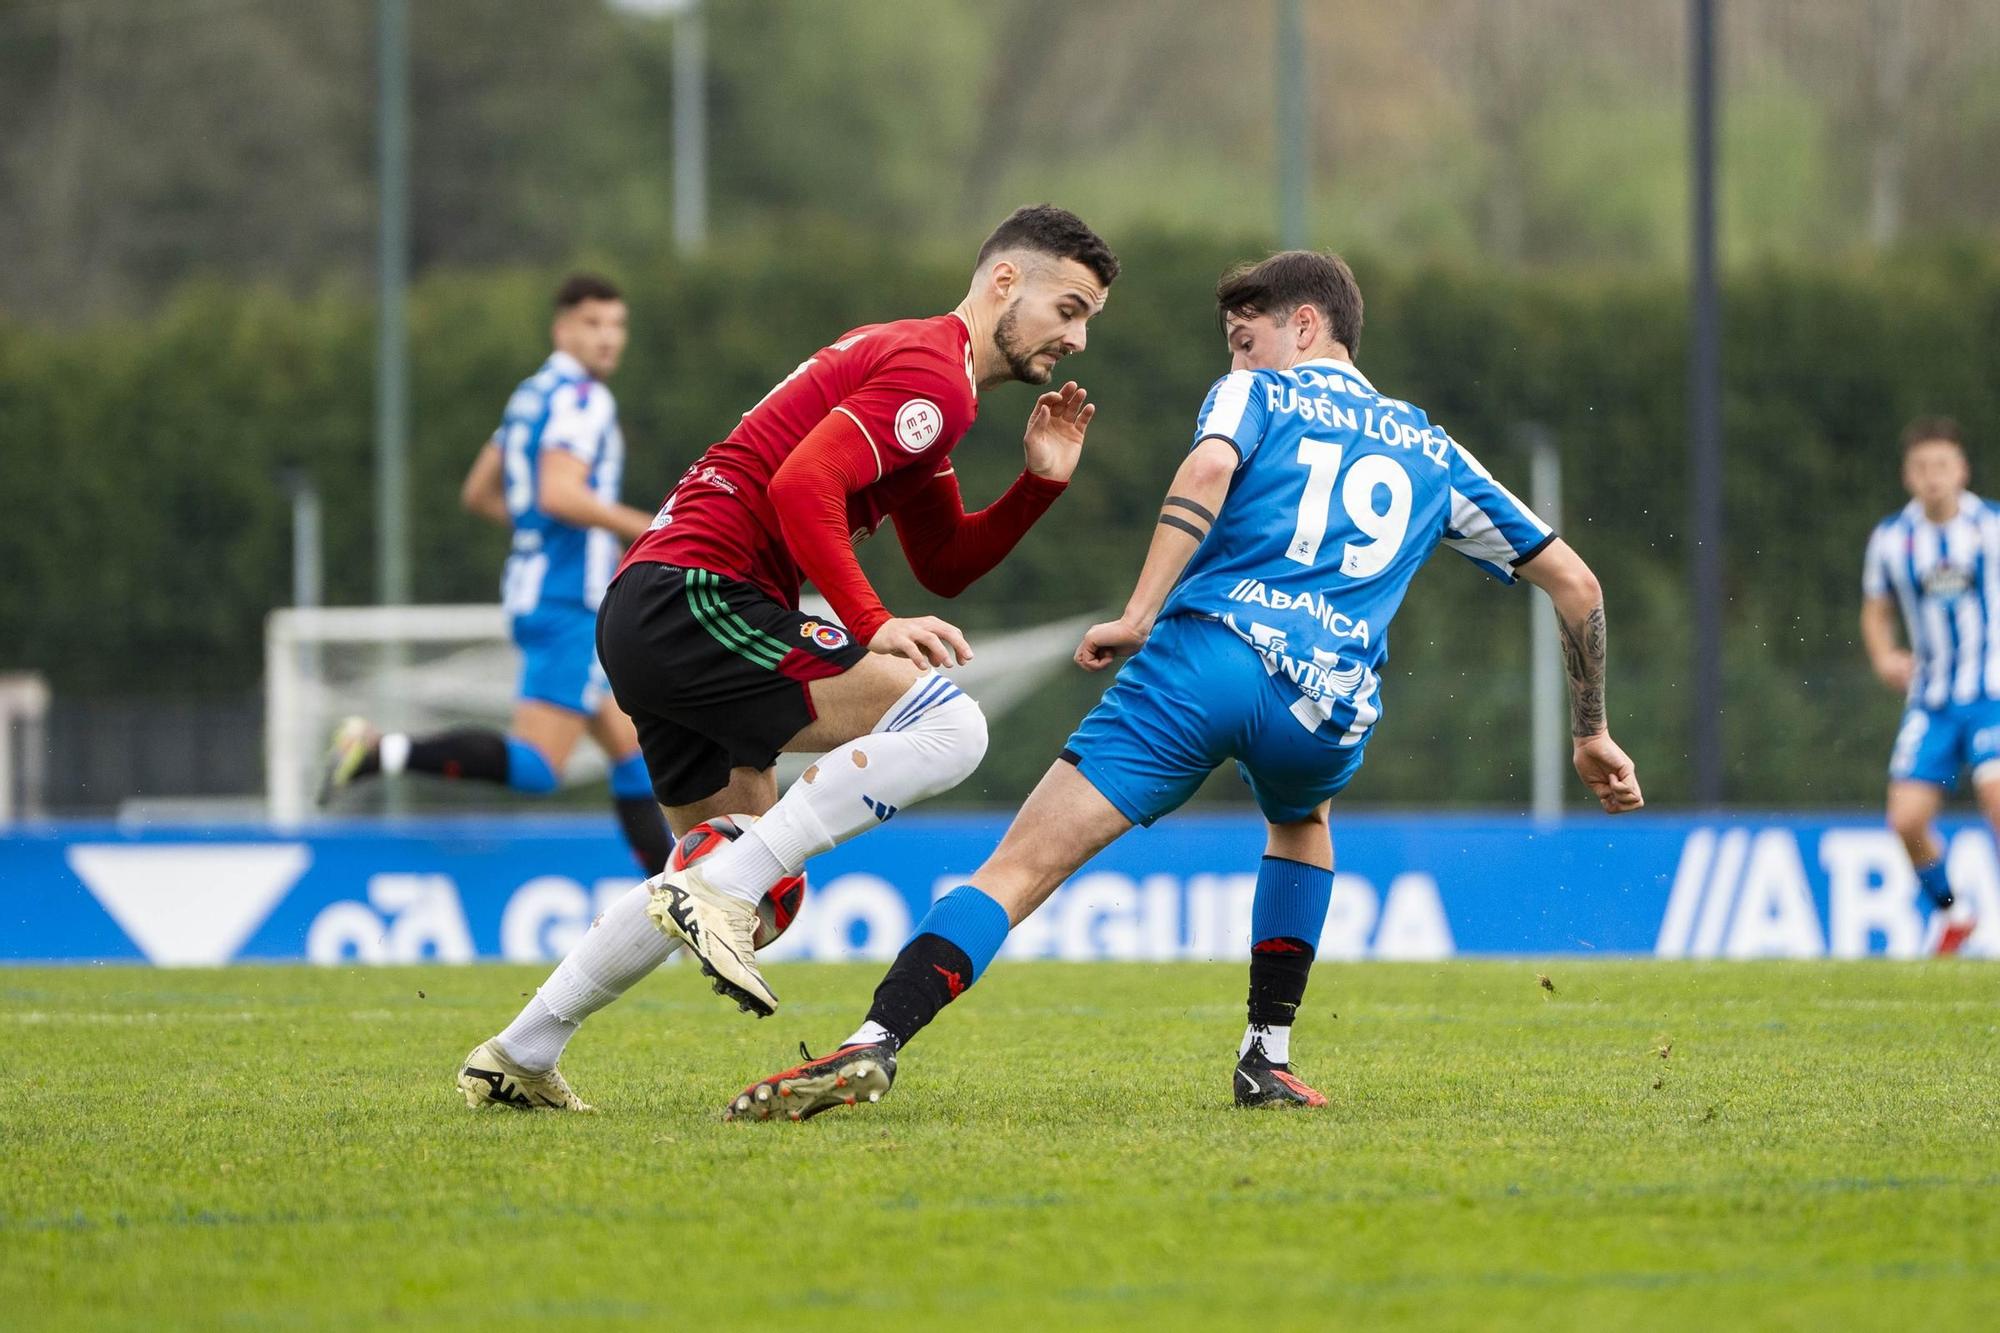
[5,1008,407,1024]
[4,1011,262,1024]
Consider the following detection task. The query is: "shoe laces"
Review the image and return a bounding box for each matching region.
[539,1067,583,1105]
[711,889,762,950]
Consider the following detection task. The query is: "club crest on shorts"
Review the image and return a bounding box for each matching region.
[894,398,943,452]
[800,620,850,651]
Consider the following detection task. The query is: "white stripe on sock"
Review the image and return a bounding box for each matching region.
[1241,1023,1290,1065]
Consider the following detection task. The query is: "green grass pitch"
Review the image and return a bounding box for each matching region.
[4,960,1996,1330]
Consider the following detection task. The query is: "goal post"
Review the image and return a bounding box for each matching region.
[264,602,1096,826]
[266,605,515,826]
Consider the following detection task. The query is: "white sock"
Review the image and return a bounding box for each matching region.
[843,1019,895,1049]
[701,672,988,905]
[378,732,411,776]
[697,824,789,904]
[1241,1023,1290,1065]
[493,884,679,1071]
[493,995,575,1072]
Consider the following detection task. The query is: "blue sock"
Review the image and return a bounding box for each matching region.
[503,737,559,794]
[1916,859,1954,912]
[607,751,672,875]
[914,885,1012,981]
[608,751,653,800]
[1251,855,1334,949]
[860,885,1012,1047]
[1247,857,1332,1041]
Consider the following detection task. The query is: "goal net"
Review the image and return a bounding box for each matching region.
[265,601,1095,824]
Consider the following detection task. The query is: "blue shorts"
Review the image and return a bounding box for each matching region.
[1062,616,1369,826]
[511,606,609,717]
[1888,698,2000,789]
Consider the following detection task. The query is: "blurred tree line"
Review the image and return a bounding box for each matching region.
[5,233,1997,807]
[5,0,2000,809]
[3,0,1999,323]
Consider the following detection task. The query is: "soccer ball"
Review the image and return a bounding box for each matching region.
[669,814,806,951]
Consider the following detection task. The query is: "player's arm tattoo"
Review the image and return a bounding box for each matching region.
[1558,604,1608,737]
[1158,495,1213,542]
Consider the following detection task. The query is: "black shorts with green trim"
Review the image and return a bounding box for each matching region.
[596,562,869,807]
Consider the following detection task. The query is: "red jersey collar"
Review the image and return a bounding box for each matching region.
[946,312,978,401]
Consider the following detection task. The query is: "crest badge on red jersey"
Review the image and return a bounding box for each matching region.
[798,620,850,650]
[894,399,943,452]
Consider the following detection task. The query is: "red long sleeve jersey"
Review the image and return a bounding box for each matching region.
[619,313,1066,644]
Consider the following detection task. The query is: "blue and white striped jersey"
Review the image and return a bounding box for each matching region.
[1157,358,1553,744]
[1862,495,2000,708]
[496,351,626,615]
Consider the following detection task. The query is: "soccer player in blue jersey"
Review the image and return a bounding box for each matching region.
[1860,416,1988,956]
[319,274,673,879]
[725,250,1643,1120]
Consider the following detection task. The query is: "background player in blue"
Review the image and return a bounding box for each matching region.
[725,251,1643,1121]
[1860,416,1988,956]
[319,274,672,878]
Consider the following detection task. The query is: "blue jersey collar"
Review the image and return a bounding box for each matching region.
[1902,492,1983,526]
[545,349,589,381]
[1294,357,1374,392]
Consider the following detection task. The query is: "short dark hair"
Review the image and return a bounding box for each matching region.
[1901,415,1964,454]
[1215,250,1364,354]
[555,272,623,311]
[975,205,1120,287]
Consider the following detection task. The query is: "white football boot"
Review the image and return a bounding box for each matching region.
[646,864,778,1016]
[457,1039,594,1112]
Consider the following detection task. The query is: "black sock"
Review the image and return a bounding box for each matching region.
[1248,936,1316,1034]
[863,933,976,1049]
[405,727,510,783]
[614,797,674,876]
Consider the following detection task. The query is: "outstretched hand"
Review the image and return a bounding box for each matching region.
[1574,733,1644,813]
[1075,617,1147,672]
[1023,381,1094,483]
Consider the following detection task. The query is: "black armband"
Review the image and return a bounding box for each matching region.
[1163,495,1217,526]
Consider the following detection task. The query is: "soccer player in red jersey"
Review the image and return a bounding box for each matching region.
[456,206,1117,1109]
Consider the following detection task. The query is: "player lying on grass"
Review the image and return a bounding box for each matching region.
[454,206,1119,1110]
[726,249,1645,1121]
[1861,415,1988,956]
[320,275,673,879]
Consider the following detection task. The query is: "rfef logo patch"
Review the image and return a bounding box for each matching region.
[800,620,850,650]
[894,399,943,452]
